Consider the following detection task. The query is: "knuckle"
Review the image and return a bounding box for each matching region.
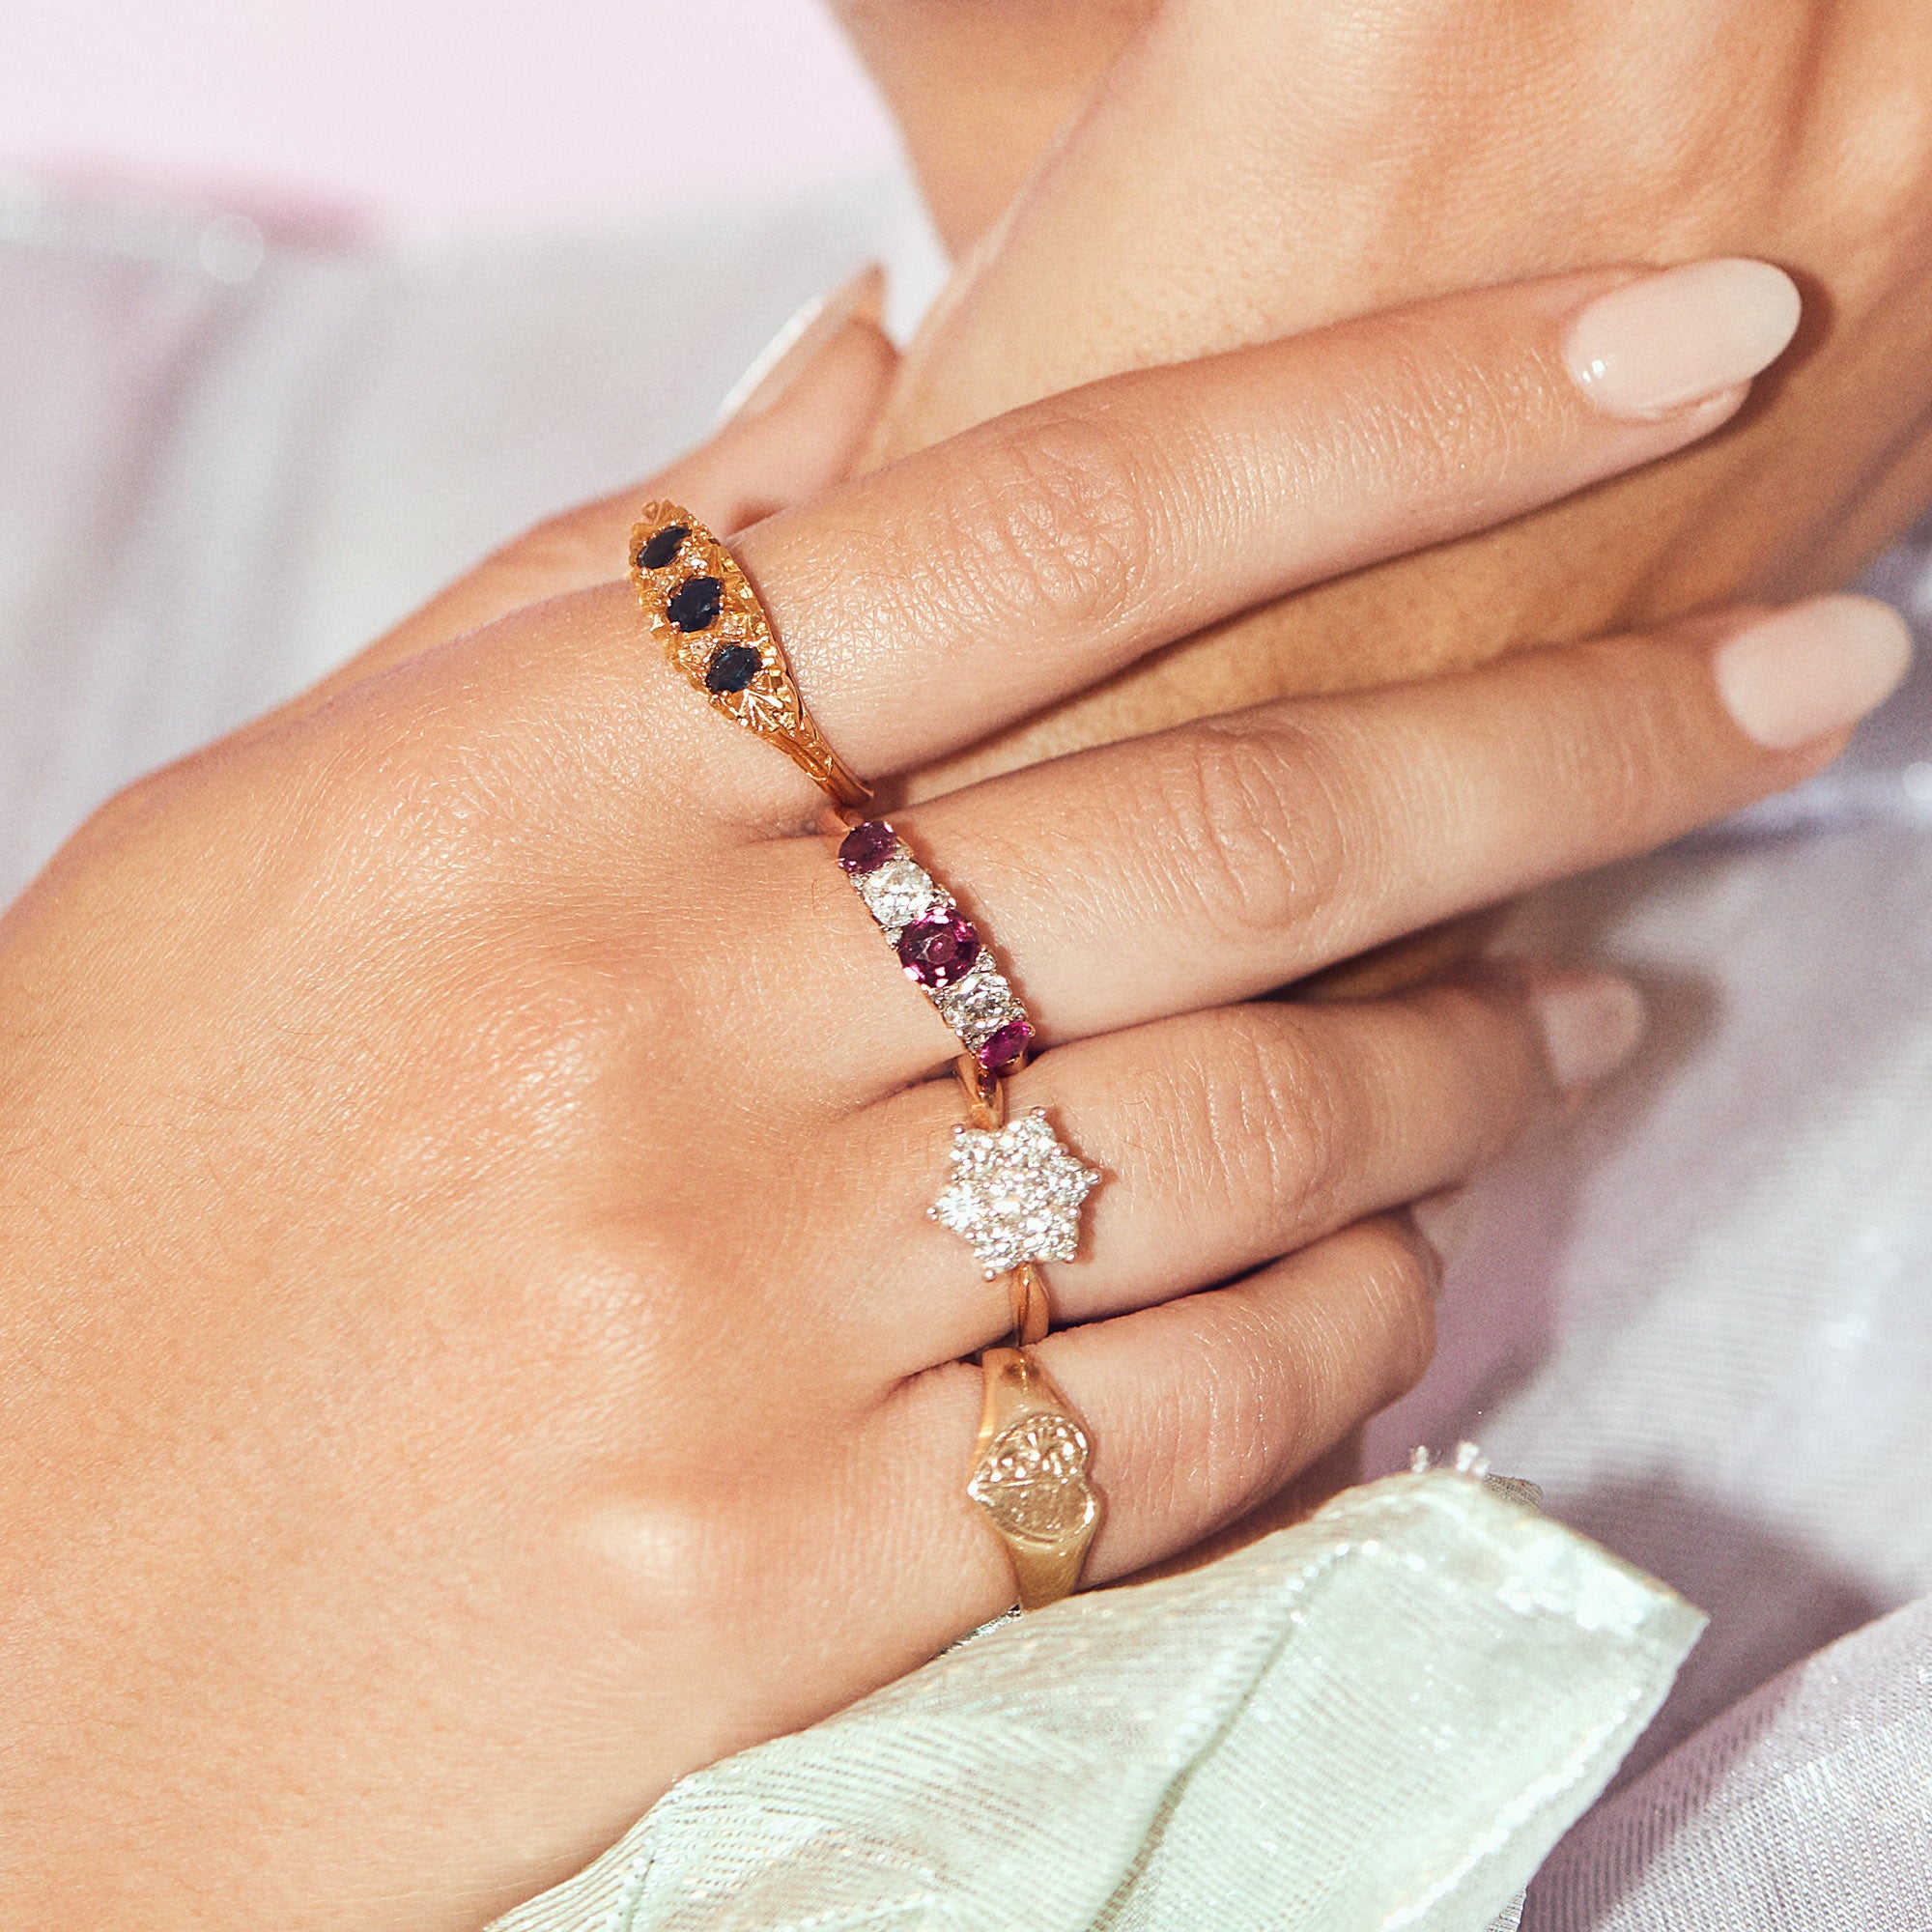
[1553,641,1685,851]
[1194,1014,1352,1236]
[1159,723,1352,950]
[1299,311,1554,518]
[1142,1304,1290,1526]
[919,409,1161,638]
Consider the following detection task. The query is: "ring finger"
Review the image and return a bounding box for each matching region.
[847,965,1634,1371]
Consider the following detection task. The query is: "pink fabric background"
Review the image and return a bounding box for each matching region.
[2,0,899,234]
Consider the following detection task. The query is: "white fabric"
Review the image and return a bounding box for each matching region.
[487,1473,1701,1932]
[2,171,1928,1924]
[1527,1593,1932,1928]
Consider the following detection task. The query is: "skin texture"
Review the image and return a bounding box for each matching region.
[838,0,1932,792]
[0,280,1894,1929]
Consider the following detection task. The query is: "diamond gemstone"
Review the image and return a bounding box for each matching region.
[858,857,940,934]
[931,1108,1100,1278]
[936,957,1015,1045]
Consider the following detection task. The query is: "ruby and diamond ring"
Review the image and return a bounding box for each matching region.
[838,818,1037,1074]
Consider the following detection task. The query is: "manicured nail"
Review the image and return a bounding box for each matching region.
[1565,259,1801,419]
[715,264,886,424]
[1411,1187,1475,1273]
[1528,971,1647,1093]
[1714,595,1913,750]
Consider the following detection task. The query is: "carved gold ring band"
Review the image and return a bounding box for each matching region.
[969,1347,1101,1611]
[630,501,872,811]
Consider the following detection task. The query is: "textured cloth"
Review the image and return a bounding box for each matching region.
[2,172,1929,1925]
[487,1473,1702,1932]
[1526,1595,1932,1929]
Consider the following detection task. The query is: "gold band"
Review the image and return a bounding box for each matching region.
[630,501,871,810]
[967,1347,1100,1611]
[952,1056,1050,1345]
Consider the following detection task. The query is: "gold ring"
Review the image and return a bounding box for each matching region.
[968,1347,1101,1611]
[630,501,871,810]
[838,818,1036,1074]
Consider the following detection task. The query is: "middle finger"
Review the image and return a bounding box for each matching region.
[778,597,1906,1092]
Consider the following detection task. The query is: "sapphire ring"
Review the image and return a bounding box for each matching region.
[630,502,872,810]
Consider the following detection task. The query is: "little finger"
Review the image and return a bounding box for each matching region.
[887,1214,1441,1632]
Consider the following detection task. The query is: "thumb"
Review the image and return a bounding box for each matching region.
[298,266,896,704]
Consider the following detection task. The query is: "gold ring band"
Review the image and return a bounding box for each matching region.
[630,502,871,810]
[968,1347,1100,1611]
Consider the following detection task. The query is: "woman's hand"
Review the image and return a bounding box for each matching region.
[861,0,1932,791]
[0,269,1904,1931]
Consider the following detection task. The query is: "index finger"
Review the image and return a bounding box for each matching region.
[723,260,1801,782]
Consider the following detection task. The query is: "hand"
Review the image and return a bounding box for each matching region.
[0,270,1903,1929]
[866,0,1932,791]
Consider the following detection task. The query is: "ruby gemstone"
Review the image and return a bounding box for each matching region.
[898,912,980,986]
[838,819,898,874]
[977,1019,1035,1071]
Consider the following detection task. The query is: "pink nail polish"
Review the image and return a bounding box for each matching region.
[1714,596,1913,751]
[1528,971,1647,1093]
[1565,259,1802,420]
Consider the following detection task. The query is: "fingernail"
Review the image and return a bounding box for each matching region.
[1411,1187,1475,1274]
[715,263,886,424]
[1564,259,1801,419]
[1714,595,1914,750]
[1529,970,1647,1093]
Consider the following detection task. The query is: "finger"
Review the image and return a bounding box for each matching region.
[885,1215,1440,1631]
[1058,1216,1437,1584]
[722,261,1802,777]
[847,967,1640,1371]
[803,596,1910,1082]
[294,268,896,710]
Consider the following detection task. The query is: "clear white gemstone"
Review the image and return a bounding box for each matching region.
[935,958,1017,1046]
[858,856,940,934]
[932,1107,1100,1278]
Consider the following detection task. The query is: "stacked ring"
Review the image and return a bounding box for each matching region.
[837,817,1035,1074]
[948,1057,1052,1346]
[633,516,1100,1612]
[967,1348,1101,1611]
[630,501,872,810]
